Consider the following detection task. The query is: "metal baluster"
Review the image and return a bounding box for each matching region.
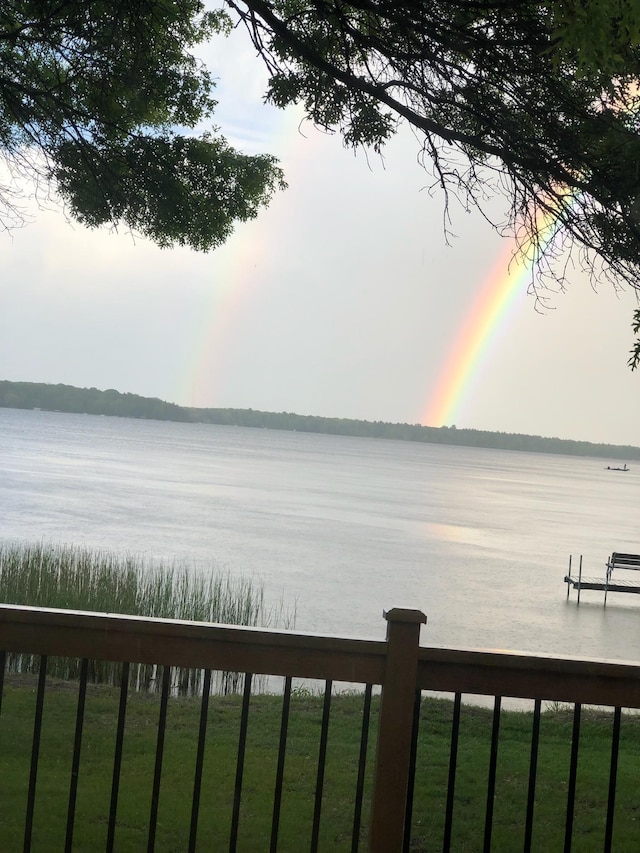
[188,668,212,853]
[24,655,47,853]
[230,673,253,852]
[106,661,130,853]
[523,698,541,853]
[604,707,622,853]
[0,649,6,717]
[270,675,292,853]
[443,693,461,853]
[483,696,502,853]
[65,658,88,852]
[403,690,422,853]
[564,703,581,853]
[148,665,171,852]
[351,683,373,853]
[310,679,333,853]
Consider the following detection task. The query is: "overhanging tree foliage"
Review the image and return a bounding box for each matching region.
[228,1,640,287]
[0,0,285,249]
[226,0,640,362]
[3,1,640,360]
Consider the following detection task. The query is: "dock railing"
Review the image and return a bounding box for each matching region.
[3,602,640,851]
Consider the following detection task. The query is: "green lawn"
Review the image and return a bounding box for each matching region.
[1,676,639,852]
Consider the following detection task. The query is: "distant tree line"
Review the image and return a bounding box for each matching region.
[2,380,638,462]
[192,407,640,461]
[0,381,192,422]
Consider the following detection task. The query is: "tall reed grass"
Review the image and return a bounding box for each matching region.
[0,541,285,694]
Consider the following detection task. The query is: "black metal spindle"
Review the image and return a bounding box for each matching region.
[147,665,171,853]
[403,689,422,853]
[310,679,333,853]
[443,692,461,853]
[230,673,253,852]
[0,649,6,717]
[604,706,622,853]
[24,655,47,853]
[188,668,212,853]
[65,658,89,853]
[564,703,581,853]
[523,698,541,853]
[483,695,502,853]
[351,683,373,853]
[106,661,130,853]
[270,675,292,853]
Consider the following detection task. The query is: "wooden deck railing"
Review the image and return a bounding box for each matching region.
[3,602,640,851]
[416,644,640,707]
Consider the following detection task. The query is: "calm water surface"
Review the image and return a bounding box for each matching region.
[2,407,640,663]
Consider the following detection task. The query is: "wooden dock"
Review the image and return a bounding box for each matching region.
[565,553,640,603]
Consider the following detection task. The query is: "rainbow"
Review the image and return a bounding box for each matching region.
[183,229,270,408]
[178,106,304,409]
[422,205,570,427]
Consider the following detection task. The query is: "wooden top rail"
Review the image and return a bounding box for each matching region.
[609,552,640,570]
[5,604,640,709]
[0,604,386,685]
[417,645,640,708]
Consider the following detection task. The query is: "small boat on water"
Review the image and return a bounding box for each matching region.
[605,464,629,471]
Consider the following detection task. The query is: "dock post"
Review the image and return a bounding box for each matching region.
[577,555,582,605]
[604,556,610,606]
[566,555,572,599]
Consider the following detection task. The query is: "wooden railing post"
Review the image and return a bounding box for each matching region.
[369,607,427,852]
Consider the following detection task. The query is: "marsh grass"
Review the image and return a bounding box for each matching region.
[0,541,282,694]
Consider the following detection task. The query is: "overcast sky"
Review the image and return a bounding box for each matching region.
[1,25,639,447]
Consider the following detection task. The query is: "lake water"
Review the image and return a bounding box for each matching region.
[2,407,640,664]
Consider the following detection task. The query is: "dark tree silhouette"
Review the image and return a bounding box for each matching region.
[228,0,640,295]
[0,1,285,249]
